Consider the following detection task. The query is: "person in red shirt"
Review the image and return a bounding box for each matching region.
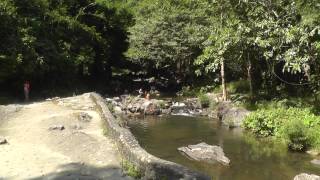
[24,81,30,101]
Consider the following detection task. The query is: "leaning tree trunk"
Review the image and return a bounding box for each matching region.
[221,59,227,101]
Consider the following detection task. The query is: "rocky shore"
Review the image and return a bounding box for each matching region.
[105,93,250,128]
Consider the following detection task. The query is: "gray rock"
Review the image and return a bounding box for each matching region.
[294,173,320,180]
[0,137,7,145]
[178,142,230,165]
[113,97,121,102]
[113,106,123,114]
[311,159,320,166]
[143,102,161,115]
[185,98,201,109]
[307,150,320,156]
[161,108,172,115]
[171,102,190,116]
[70,124,82,130]
[49,125,65,131]
[127,103,142,113]
[105,98,114,103]
[172,102,186,108]
[78,112,92,122]
[217,102,250,128]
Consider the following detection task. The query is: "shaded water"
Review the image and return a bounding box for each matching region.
[127,115,320,180]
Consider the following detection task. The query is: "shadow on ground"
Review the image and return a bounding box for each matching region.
[28,163,133,180]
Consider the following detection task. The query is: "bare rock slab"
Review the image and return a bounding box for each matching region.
[0,137,7,145]
[178,142,230,165]
[294,173,320,180]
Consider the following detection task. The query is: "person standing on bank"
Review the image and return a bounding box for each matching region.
[24,81,30,101]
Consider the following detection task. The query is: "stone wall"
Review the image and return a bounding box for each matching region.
[90,93,210,180]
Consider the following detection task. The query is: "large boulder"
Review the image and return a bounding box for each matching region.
[178,142,230,165]
[217,102,250,128]
[294,173,320,180]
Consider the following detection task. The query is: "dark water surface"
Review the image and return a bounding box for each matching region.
[127,115,320,180]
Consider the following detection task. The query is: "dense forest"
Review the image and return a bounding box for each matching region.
[0,0,319,99]
[1,0,320,168]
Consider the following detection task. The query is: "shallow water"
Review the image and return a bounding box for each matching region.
[128,115,320,180]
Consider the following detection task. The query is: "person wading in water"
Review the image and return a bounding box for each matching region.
[24,81,30,101]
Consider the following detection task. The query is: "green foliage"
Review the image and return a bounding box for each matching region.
[283,119,311,151]
[1,0,320,102]
[178,85,216,97]
[156,100,166,109]
[126,0,214,79]
[243,107,320,151]
[121,160,142,179]
[198,93,210,108]
[195,0,320,98]
[106,102,114,113]
[0,0,132,92]
[214,80,250,94]
[308,125,320,151]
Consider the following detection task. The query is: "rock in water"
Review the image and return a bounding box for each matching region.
[178,142,230,165]
[294,173,320,180]
[0,137,7,145]
[311,159,320,166]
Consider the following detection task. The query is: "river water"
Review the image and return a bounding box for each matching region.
[127,115,320,180]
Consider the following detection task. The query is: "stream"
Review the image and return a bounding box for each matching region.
[128,115,320,180]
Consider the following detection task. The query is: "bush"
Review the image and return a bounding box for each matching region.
[198,93,210,108]
[243,108,286,137]
[228,80,250,94]
[243,107,320,151]
[177,85,216,97]
[308,125,320,151]
[283,119,311,151]
[214,80,250,94]
[121,160,142,179]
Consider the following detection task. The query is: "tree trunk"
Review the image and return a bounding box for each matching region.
[221,59,227,101]
[247,53,253,98]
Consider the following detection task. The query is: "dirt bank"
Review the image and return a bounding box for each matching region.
[0,93,132,180]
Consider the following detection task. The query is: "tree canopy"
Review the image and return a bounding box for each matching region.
[0,0,319,98]
[0,0,132,93]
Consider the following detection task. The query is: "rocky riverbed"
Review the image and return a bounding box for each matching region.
[105,94,250,128]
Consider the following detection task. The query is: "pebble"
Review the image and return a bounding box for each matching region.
[0,137,7,145]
